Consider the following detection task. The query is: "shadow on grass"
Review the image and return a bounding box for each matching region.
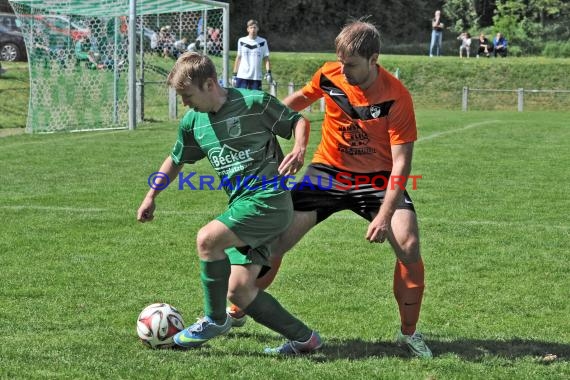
[229,332,569,362]
[319,337,568,361]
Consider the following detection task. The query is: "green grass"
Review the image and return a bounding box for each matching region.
[0,110,568,379]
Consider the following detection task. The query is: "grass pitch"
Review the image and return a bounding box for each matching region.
[0,110,569,379]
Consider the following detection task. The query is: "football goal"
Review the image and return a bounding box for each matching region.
[9,0,229,133]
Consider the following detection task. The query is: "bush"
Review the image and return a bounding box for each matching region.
[542,41,570,58]
[543,42,561,57]
[562,43,570,58]
[508,45,522,57]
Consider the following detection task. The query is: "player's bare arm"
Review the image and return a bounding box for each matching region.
[264,56,271,73]
[278,117,310,175]
[137,156,184,222]
[232,55,241,73]
[282,90,313,112]
[366,142,414,243]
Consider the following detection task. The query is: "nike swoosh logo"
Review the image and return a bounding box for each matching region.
[404,199,413,204]
[329,89,345,96]
[176,334,206,343]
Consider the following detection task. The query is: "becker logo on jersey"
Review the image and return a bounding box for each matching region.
[208,144,254,171]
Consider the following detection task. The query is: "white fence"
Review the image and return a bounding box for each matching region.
[462,87,570,112]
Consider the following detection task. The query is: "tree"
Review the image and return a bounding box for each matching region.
[227,0,570,54]
[492,0,570,54]
[443,0,478,32]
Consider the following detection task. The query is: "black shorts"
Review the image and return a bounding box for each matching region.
[291,164,416,224]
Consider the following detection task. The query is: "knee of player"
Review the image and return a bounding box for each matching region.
[394,236,420,261]
[226,287,239,303]
[269,237,286,257]
[195,227,218,256]
[227,283,252,305]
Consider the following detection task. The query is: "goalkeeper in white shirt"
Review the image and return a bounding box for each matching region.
[232,19,274,90]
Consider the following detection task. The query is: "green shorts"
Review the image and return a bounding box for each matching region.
[217,190,293,268]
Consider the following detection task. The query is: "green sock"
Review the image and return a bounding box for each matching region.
[244,290,312,342]
[200,258,230,324]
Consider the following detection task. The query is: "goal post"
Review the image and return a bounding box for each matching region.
[8,0,229,133]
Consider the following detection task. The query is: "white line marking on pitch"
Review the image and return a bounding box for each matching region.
[417,120,500,143]
[0,205,107,212]
[0,205,210,217]
[327,212,569,231]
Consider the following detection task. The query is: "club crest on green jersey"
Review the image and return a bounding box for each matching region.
[226,117,241,137]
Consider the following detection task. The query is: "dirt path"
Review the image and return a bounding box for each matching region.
[0,128,26,137]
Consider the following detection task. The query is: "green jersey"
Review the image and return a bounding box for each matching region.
[171,88,301,202]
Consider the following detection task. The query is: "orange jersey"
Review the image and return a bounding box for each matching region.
[301,62,417,172]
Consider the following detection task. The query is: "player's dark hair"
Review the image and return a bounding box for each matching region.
[335,20,381,60]
[167,52,217,90]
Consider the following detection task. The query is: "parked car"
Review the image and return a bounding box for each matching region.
[36,15,90,42]
[0,12,27,61]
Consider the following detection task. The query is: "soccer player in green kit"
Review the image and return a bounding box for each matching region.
[136,52,322,355]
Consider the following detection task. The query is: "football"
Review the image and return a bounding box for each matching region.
[136,303,185,349]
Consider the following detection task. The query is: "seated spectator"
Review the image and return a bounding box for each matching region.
[493,32,508,57]
[187,27,221,56]
[157,25,175,58]
[98,43,126,70]
[207,26,222,56]
[150,29,159,53]
[477,33,493,57]
[187,33,204,52]
[75,35,104,70]
[457,32,471,58]
[172,37,189,59]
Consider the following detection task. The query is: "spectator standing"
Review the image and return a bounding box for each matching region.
[493,32,508,57]
[429,10,444,57]
[232,19,272,90]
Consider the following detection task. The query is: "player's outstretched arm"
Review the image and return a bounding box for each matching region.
[279,116,310,175]
[282,90,313,112]
[137,156,183,223]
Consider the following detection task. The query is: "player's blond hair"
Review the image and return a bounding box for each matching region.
[335,20,381,60]
[167,52,217,90]
[247,19,258,27]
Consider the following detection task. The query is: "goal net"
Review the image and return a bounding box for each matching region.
[9,0,229,133]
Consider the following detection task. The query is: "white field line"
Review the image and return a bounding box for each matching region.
[0,205,107,212]
[1,205,568,231]
[325,212,569,231]
[417,120,500,143]
[0,205,206,217]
